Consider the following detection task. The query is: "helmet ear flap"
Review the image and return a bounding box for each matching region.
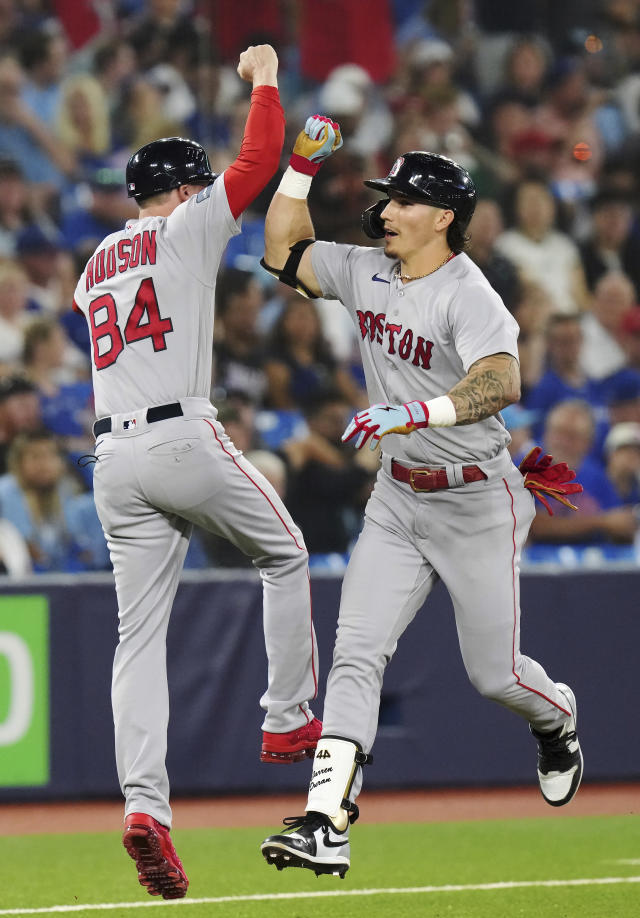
[361,199,388,239]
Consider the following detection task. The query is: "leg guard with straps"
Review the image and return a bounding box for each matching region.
[305,735,372,832]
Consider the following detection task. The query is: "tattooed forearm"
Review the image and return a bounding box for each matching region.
[448,354,521,425]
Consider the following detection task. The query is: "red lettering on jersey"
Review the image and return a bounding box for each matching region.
[356,309,369,340]
[124,277,173,351]
[385,323,402,354]
[129,234,141,267]
[412,336,434,369]
[118,238,131,272]
[106,245,116,278]
[399,328,413,360]
[89,293,124,369]
[140,230,157,265]
[356,310,434,370]
[88,277,174,369]
[356,309,376,342]
[94,249,106,284]
[85,256,94,292]
[357,309,388,345]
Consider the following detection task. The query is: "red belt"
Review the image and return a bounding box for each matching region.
[391,459,486,493]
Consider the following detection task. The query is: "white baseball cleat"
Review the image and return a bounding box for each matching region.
[261,812,351,878]
[531,683,583,807]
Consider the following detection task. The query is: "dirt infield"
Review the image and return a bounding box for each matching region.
[2,782,638,835]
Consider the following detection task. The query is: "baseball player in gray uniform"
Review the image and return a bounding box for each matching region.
[259,117,584,878]
[72,48,321,899]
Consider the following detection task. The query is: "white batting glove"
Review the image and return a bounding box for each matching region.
[342,401,430,451]
[289,115,343,176]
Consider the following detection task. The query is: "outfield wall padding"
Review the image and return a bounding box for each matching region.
[0,568,637,801]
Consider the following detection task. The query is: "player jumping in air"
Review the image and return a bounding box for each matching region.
[73,47,321,899]
[259,117,584,878]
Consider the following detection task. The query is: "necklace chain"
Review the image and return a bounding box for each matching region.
[395,251,452,282]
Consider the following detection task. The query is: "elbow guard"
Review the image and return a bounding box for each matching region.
[260,238,318,298]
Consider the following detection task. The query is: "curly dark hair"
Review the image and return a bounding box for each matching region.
[447,218,471,254]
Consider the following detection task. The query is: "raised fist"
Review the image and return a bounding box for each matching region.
[290,115,343,176]
[237,44,278,85]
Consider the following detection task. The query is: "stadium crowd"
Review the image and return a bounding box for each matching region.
[0,0,640,574]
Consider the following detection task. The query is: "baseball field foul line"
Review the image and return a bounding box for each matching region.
[1,877,639,914]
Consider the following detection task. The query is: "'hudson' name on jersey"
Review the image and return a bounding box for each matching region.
[85,230,157,292]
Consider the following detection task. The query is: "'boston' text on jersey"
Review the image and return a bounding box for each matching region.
[356,308,434,369]
[85,230,157,292]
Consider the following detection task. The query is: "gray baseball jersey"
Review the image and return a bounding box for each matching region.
[75,175,318,829]
[311,244,519,464]
[304,240,572,814]
[74,179,237,418]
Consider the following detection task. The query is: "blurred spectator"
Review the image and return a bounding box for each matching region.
[118,76,187,152]
[526,314,605,440]
[600,368,640,427]
[125,0,209,75]
[146,62,198,127]
[0,158,29,256]
[579,187,640,297]
[282,388,376,555]
[56,74,113,173]
[467,198,521,310]
[619,306,640,372]
[535,56,623,197]
[501,403,537,465]
[604,422,640,505]
[580,271,634,380]
[0,429,105,571]
[264,296,365,411]
[509,280,554,393]
[0,260,30,365]
[60,167,136,259]
[315,63,393,159]
[18,23,68,129]
[0,54,75,205]
[483,90,536,165]
[245,448,288,499]
[15,222,66,313]
[528,399,636,547]
[495,177,590,314]
[92,38,137,118]
[212,268,268,407]
[182,55,245,150]
[389,38,480,133]
[23,315,89,401]
[57,250,92,360]
[499,35,551,107]
[0,373,42,475]
[309,147,376,244]
[215,397,259,455]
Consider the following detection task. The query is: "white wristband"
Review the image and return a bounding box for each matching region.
[277,166,313,199]
[425,395,457,427]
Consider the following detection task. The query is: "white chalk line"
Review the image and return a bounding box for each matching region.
[1,876,639,914]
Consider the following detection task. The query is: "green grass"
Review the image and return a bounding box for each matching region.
[1,816,639,917]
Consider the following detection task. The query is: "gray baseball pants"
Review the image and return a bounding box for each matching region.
[321,449,570,798]
[92,398,318,828]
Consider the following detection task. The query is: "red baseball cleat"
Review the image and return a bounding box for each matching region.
[261,717,322,763]
[122,812,189,899]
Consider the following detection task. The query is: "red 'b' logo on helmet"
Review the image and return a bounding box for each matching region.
[389,156,404,177]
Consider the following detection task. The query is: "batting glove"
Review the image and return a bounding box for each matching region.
[289,115,343,176]
[518,446,583,515]
[342,401,430,451]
